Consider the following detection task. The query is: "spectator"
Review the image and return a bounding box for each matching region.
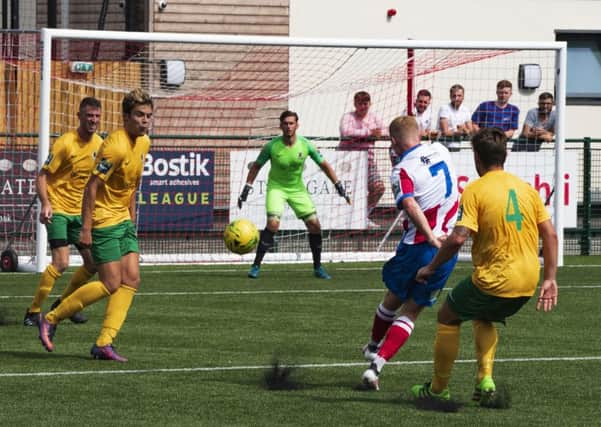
[512,92,556,152]
[403,89,434,139]
[340,91,386,227]
[438,84,473,151]
[471,80,519,138]
[391,89,435,165]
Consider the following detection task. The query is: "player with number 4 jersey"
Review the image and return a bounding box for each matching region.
[412,127,557,404]
[360,116,459,391]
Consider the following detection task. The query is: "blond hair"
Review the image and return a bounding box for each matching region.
[122,88,153,115]
[389,116,419,142]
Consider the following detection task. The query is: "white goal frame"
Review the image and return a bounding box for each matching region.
[36,28,567,272]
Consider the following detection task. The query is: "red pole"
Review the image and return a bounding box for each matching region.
[406,48,414,115]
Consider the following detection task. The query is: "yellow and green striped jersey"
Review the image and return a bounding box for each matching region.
[456,170,550,298]
[42,130,103,215]
[91,128,150,228]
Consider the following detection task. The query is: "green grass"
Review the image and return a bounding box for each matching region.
[1,258,600,426]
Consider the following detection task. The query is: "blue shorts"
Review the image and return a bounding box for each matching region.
[382,242,458,307]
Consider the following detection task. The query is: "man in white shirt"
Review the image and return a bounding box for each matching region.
[402,89,433,139]
[438,84,473,151]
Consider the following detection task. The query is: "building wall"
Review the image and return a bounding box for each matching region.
[36,0,126,30]
[289,0,601,138]
[150,0,289,35]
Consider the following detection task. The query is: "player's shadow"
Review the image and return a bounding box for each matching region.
[309,387,409,407]
[0,350,90,361]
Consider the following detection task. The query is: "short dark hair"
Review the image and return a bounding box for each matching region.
[539,92,553,101]
[354,91,371,102]
[122,88,153,115]
[416,89,431,98]
[471,128,507,168]
[279,110,298,122]
[496,80,512,90]
[79,97,101,112]
[449,84,464,95]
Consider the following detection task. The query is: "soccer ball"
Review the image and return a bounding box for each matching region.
[224,219,259,255]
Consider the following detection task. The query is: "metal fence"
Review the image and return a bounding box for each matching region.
[1,135,600,259]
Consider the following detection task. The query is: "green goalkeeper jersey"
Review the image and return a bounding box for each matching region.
[255,135,324,190]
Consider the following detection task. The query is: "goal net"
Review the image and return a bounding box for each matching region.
[27,30,567,270]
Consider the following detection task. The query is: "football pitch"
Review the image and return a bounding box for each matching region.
[1,257,599,426]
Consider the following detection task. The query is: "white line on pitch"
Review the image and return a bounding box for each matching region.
[1,284,601,299]
[1,355,600,378]
[138,264,601,274]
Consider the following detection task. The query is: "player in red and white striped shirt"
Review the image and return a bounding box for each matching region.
[361,116,459,391]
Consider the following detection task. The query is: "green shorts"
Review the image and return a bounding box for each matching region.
[46,213,82,249]
[91,220,139,265]
[266,187,316,220]
[447,276,531,324]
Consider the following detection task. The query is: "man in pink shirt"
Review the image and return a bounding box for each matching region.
[339,91,386,225]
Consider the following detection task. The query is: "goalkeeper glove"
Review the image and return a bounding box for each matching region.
[238,183,253,209]
[334,181,351,204]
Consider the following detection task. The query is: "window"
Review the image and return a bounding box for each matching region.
[556,31,601,105]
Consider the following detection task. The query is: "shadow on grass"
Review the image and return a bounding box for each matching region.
[0,308,19,326]
[0,350,90,361]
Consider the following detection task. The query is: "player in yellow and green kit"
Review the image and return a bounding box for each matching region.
[237,110,350,280]
[412,127,558,405]
[24,97,103,327]
[38,89,153,362]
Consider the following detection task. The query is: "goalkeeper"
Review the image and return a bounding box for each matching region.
[238,110,349,280]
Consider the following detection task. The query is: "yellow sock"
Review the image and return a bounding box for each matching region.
[431,323,461,393]
[96,285,137,347]
[61,265,94,300]
[46,280,110,324]
[473,320,498,382]
[30,264,61,313]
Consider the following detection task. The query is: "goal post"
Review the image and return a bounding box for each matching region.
[32,28,566,271]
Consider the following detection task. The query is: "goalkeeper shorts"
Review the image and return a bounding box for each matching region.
[266,187,316,220]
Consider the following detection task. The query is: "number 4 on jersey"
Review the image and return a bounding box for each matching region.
[505,189,523,231]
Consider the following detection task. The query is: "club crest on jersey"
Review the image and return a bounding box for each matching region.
[420,154,433,165]
[92,151,97,159]
[96,158,112,174]
[44,153,53,166]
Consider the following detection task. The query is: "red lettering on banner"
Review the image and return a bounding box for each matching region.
[534,174,551,202]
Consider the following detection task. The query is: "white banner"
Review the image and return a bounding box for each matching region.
[452,151,577,228]
[230,150,368,229]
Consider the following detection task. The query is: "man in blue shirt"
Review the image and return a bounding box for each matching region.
[471,80,519,138]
